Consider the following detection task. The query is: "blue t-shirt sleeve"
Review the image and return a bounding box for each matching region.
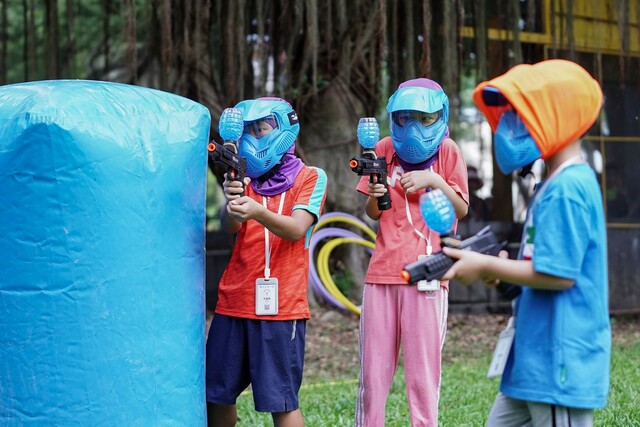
[532,176,591,280]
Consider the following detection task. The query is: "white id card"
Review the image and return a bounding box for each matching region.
[487,317,515,379]
[255,277,278,315]
[416,255,440,292]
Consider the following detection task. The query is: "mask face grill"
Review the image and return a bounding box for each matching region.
[494,111,541,174]
[390,114,446,163]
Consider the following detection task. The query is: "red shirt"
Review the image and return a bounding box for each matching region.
[215,166,327,320]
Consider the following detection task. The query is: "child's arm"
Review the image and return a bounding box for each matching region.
[226,196,316,241]
[440,247,574,291]
[400,170,468,219]
[221,174,247,234]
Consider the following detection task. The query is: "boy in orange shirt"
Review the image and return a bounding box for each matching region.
[206,97,327,427]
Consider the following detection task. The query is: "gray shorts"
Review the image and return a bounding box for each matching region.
[486,392,593,427]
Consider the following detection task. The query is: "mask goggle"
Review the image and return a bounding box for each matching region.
[391,110,442,128]
[243,114,278,139]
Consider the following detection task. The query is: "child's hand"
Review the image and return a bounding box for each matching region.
[226,196,262,222]
[400,170,444,194]
[440,247,489,285]
[223,174,251,200]
[367,181,388,199]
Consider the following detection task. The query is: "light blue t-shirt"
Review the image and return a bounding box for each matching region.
[501,163,611,409]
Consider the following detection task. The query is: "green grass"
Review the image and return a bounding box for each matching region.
[235,340,640,426]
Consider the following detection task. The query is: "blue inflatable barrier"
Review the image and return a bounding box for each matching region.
[0,80,210,426]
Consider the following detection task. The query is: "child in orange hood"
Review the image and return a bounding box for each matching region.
[443,59,610,426]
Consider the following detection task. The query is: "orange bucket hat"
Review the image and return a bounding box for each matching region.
[472,59,603,159]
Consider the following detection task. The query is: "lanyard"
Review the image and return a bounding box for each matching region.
[518,154,583,258]
[262,192,286,278]
[404,166,433,255]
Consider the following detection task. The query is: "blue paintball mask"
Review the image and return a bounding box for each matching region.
[235,98,300,178]
[386,86,449,164]
[494,110,542,175]
[483,87,542,175]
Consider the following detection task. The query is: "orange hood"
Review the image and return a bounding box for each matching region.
[472,59,603,159]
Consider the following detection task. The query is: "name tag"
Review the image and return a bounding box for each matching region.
[416,254,440,292]
[255,277,278,316]
[487,317,515,379]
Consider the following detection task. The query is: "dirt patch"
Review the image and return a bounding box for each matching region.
[303,306,640,382]
[206,307,639,384]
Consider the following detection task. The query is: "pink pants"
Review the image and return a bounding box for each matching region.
[355,283,448,427]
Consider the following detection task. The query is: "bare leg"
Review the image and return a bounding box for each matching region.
[272,409,304,427]
[207,403,237,427]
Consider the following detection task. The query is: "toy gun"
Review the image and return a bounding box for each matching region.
[401,225,503,283]
[208,107,247,196]
[349,117,391,211]
[400,189,521,298]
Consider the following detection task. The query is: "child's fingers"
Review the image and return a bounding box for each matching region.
[442,246,464,260]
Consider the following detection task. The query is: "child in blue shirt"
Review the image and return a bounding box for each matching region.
[442,59,611,426]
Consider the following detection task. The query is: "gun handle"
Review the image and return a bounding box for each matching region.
[227,168,245,197]
[371,157,391,211]
[368,174,391,210]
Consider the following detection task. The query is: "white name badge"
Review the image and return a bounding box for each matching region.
[256,277,278,316]
[487,317,515,379]
[416,254,440,292]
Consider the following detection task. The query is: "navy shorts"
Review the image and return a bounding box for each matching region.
[206,314,306,413]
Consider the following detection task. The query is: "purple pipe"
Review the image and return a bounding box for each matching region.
[308,212,375,311]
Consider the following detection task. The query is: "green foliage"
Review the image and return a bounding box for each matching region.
[596,341,640,425]
[5,0,149,83]
[332,268,355,298]
[206,169,224,232]
[235,340,640,426]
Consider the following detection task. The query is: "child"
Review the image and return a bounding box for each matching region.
[354,78,469,426]
[442,59,611,426]
[206,97,327,427]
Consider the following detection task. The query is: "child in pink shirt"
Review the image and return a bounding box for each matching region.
[354,78,469,427]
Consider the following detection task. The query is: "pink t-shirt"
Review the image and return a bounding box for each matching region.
[356,136,469,287]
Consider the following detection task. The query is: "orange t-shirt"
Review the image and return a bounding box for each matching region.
[215,166,327,320]
[356,137,468,287]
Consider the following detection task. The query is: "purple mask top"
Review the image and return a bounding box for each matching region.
[398,78,444,91]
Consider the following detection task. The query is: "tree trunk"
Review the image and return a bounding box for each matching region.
[102,0,111,78]
[508,0,523,66]
[24,0,37,80]
[66,0,75,77]
[1,0,7,84]
[123,0,137,83]
[45,0,60,78]
[473,0,488,82]
[159,0,171,90]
